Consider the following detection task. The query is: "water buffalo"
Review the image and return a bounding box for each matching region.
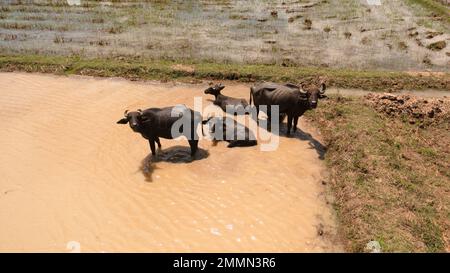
[204,83,249,115]
[249,81,326,135]
[203,116,257,148]
[117,105,203,156]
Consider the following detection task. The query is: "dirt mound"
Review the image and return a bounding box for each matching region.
[427,40,447,51]
[365,93,450,126]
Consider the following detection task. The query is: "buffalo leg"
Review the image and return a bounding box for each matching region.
[188,140,198,156]
[293,116,299,133]
[267,106,272,132]
[255,105,260,124]
[155,137,162,149]
[287,115,293,136]
[227,141,237,148]
[149,139,156,155]
[279,113,286,123]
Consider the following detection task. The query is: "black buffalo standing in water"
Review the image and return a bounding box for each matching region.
[249,81,326,135]
[117,105,202,156]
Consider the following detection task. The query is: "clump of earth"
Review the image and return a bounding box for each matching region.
[365,93,450,126]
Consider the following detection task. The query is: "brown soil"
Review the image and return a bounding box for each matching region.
[365,93,450,126]
[307,95,450,252]
[427,40,447,51]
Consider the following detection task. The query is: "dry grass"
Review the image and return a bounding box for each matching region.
[306,96,450,252]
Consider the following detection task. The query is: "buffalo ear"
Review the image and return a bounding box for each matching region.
[319,83,326,94]
[210,123,216,133]
[117,118,128,124]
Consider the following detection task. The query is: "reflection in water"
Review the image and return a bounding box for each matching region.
[140,146,210,182]
[140,155,157,182]
[152,146,209,164]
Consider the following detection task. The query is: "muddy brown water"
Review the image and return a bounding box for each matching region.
[0,72,344,252]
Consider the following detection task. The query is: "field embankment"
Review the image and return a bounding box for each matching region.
[0,55,449,91]
[306,94,450,252]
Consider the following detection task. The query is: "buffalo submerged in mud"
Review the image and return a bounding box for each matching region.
[203,116,257,148]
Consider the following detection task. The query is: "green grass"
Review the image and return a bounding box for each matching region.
[0,54,449,91]
[306,96,449,252]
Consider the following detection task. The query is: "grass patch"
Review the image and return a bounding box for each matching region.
[0,54,448,91]
[306,96,449,252]
[405,0,450,24]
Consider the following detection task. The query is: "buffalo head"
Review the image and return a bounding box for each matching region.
[117,109,144,132]
[204,83,225,96]
[300,81,326,109]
